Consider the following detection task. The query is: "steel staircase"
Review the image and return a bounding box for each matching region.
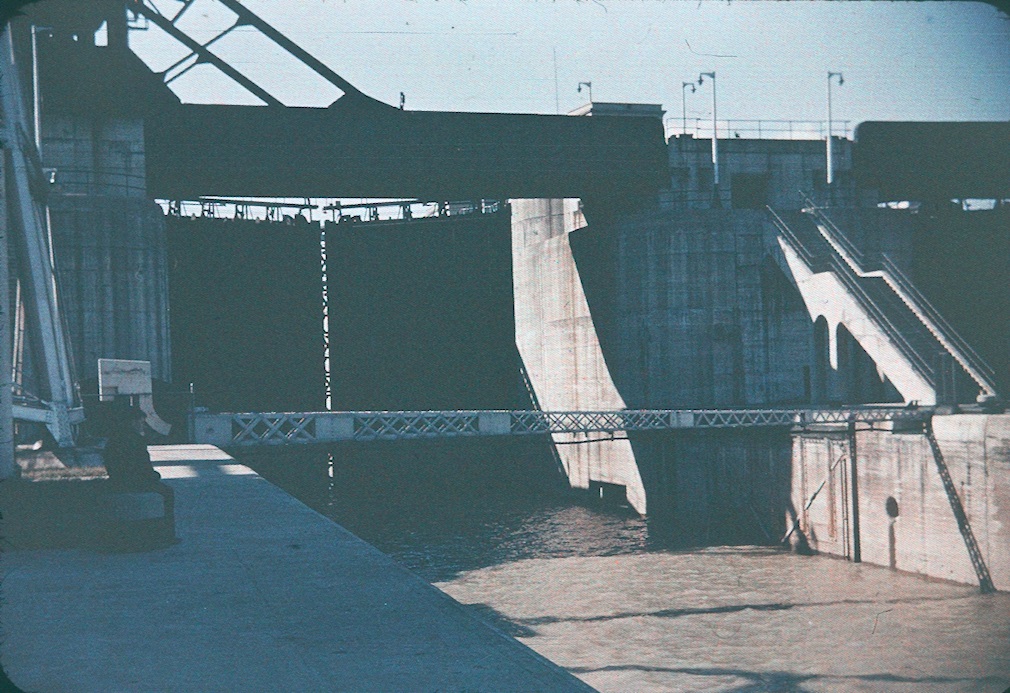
[768,204,996,404]
[800,197,999,402]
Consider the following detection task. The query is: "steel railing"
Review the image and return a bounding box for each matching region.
[665,118,853,141]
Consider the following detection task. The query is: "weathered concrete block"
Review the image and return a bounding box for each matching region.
[195,414,234,447]
[315,414,354,441]
[101,492,165,521]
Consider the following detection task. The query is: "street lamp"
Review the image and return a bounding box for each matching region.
[681,81,696,135]
[31,25,53,151]
[698,71,718,188]
[577,81,593,103]
[826,71,844,186]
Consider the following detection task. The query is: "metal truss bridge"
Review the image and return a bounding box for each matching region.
[193,407,930,448]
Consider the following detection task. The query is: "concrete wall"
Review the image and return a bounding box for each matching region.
[511,194,916,513]
[604,208,812,407]
[632,428,793,546]
[48,195,170,383]
[582,205,914,409]
[44,115,147,198]
[664,136,865,211]
[511,198,647,513]
[41,113,170,384]
[792,414,1010,590]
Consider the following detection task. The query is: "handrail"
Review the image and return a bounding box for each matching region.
[800,193,998,396]
[666,118,853,141]
[826,248,935,381]
[768,206,934,382]
[192,406,931,446]
[766,207,818,268]
[879,253,996,384]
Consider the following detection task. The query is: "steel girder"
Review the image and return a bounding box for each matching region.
[203,407,929,448]
[1,29,82,447]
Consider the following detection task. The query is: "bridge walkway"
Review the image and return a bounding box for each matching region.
[192,407,931,447]
[0,445,590,692]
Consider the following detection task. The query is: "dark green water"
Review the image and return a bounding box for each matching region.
[243,437,656,582]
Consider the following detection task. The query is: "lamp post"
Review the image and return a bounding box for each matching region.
[31,25,53,151]
[698,71,718,188]
[577,81,592,104]
[681,81,696,135]
[826,71,844,186]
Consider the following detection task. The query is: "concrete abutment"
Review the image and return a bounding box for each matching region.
[511,198,648,513]
[793,414,1010,590]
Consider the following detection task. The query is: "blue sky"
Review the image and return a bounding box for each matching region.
[128,1,1010,129]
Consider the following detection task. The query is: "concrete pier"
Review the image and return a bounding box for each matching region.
[0,445,589,692]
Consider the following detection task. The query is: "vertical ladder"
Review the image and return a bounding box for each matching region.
[923,418,995,593]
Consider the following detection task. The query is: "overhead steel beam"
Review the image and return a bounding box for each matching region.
[854,121,1010,202]
[214,0,364,100]
[146,100,668,200]
[127,0,284,107]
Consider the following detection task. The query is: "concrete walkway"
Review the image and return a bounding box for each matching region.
[0,445,590,692]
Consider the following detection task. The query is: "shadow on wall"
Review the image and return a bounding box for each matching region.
[912,207,1010,396]
[323,210,525,411]
[166,216,325,413]
[630,428,794,548]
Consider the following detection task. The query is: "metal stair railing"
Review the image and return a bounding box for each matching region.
[879,253,997,393]
[800,194,998,398]
[923,418,995,593]
[768,207,935,383]
[766,206,822,270]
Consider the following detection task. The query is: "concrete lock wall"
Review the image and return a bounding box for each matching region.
[792,414,1010,590]
[511,195,916,516]
[607,208,813,407]
[511,198,647,513]
[43,113,171,384]
[48,195,171,383]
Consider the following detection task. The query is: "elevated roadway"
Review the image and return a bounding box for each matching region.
[143,96,669,201]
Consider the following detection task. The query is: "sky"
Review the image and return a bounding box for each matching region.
[125,0,1010,133]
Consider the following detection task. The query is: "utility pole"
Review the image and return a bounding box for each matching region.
[698,71,718,199]
[31,25,52,151]
[827,71,844,186]
[0,152,14,479]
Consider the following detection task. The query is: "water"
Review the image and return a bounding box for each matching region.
[248,438,652,582]
[245,439,1010,692]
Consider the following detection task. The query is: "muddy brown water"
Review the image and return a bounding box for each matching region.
[248,443,1010,692]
